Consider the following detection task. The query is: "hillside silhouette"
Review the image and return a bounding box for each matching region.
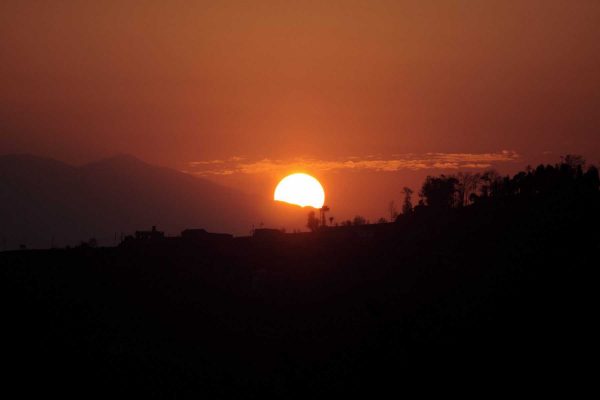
[1,157,598,395]
[0,154,275,249]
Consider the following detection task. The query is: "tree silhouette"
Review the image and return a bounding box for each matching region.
[320,206,330,227]
[480,169,502,198]
[416,155,598,209]
[454,172,480,207]
[352,215,366,226]
[419,175,458,209]
[561,154,585,170]
[583,165,600,192]
[307,210,319,232]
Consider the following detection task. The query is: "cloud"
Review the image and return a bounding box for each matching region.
[188,156,246,167]
[188,160,225,166]
[187,151,520,176]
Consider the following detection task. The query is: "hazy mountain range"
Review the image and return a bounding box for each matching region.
[0,154,299,250]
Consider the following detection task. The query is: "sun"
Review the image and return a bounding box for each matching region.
[274,173,325,208]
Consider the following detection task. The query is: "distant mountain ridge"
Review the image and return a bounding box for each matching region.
[0,154,271,249]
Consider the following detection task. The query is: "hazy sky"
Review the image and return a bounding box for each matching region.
[2,1,599,221]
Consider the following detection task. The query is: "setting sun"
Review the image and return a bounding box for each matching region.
[274,173,325,208]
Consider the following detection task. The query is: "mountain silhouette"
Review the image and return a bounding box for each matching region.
[0,154,270,249]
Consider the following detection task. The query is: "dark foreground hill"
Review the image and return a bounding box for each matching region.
[1,189,598,396]
[0,154,271,249]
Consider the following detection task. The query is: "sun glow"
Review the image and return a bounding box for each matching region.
[274,173,325,208]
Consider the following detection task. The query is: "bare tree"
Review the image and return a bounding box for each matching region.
[402,187,414,215]
[455,172,481,207]
[481,169,501,197]
[388,200,398,221]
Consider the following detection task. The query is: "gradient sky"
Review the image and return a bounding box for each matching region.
[2,1,599,222]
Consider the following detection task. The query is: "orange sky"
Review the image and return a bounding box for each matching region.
[1,1,599,222]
